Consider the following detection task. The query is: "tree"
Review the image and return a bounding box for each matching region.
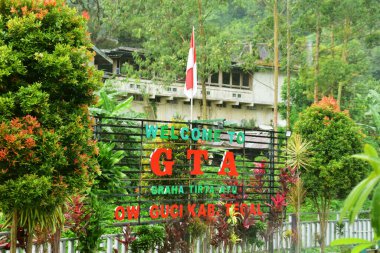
[294,97,368,252]
[285,0,291,130]
[273,0,279,131]
[0,0,102,252]
[71,0,251,120]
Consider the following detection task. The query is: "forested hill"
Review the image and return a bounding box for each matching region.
[68,0,380,147]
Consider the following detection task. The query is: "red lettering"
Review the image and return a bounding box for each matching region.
[198,204,206,217]
[126,206,140,220]
[188,150,208,175]
[114,206,125,221]
[240,203,248,216]
[207,204,215,216]
[188,204,196,217]
[160,205,169,218]
[218,151,238,176]
[170,204,179,218]
[249,203,263,216]
[150,205,160,219]
[257,203,263,216]
[150,148,174,176]
[180,204,183,217]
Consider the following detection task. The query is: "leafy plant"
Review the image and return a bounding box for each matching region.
[286,134,312,170]
[332,144,380,251]
[0,1,102,252]
[116,225,136,252]
[95,142,127,195]
[64,194,106,253]
[130,225,165,253]
[91,90,133,118]
[294,96,367,251]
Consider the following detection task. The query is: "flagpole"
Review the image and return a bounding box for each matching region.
[190,26,194,124]
[190,97,193,123]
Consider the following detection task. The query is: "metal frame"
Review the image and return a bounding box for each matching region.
[93,116,286,227]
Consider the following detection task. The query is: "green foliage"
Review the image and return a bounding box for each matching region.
[90,80,143,119]
[0,44,25,82]
[187,217,207,239]
[339,144,380,237]
[0,0,102,248]
[286,133,312,169]
[95,142,127,194]
[77,196,107,253]
[130,225,165,253]
[294,97,367,199]
[15,83,50,116]
[64,194,107,253]
[92,90,133,117]
[331,238,376,253]
[0,174,65,232]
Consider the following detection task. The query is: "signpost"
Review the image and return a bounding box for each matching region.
[94,117,285,227]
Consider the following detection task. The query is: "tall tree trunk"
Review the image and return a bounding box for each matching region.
[330,24,335,58]
[143,93,156,120]
[51,229,61,253]
[337,17,350,107]
[314,11,321,103]
[286,0,291,130]
[197,0,208,120]
[273,0,279,132]
[11,211,18,253]
[26,230,34,253]
[318,197,330,253]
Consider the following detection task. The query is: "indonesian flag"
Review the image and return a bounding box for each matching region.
[184,27,197,98]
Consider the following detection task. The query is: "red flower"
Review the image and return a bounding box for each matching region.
[24,138,36,148]
[21,6,28,15]
[82,10,90,21]
[267,192,287,212]
[4,134,16,143]
[10,118,22,128]
[44,0,56,7]
[0,149,8,161]
[314,96,340,112]
[253,162,266,175]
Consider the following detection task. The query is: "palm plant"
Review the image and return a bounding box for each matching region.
[286,134,312,169]
[285,134,311,253]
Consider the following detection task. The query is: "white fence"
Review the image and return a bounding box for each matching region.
[0,213,373,253]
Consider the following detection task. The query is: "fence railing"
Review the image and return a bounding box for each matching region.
[0,212,373,253]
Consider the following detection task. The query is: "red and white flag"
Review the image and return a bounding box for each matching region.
[184,27,197,98]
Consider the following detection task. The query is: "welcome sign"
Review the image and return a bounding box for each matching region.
[94,117,282,226]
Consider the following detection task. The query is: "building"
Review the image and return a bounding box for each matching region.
[93,47,285,128]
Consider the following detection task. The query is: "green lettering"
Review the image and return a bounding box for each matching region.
[191,128,200,141]
[227,131,235,143]
[170,126,179,140]
[180,127,189,140]
[160,125,169,139]
[236,131,245,144]
[202,128,213,141]
[145,124,158,139]
[151,186,157,195]
[214,129,222,142]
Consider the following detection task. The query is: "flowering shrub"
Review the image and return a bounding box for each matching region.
[295,96,367,199]
[294,96,367,251]
[0,115,65,182]
[0,0,102,251]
